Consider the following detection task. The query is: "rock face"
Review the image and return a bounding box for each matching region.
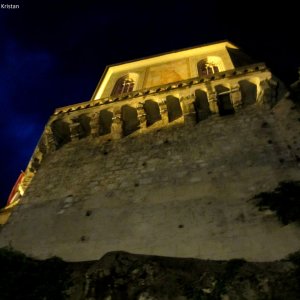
[2,248,300,300]
[70,251,300,300]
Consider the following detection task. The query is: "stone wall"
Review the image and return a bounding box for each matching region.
[1,97,300,262]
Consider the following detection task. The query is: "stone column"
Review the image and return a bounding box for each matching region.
[207,92,219,114]
[158,100,169,125]
[230,84,242,112]
[89,112,100,137]
[69,121,81,141]
[111,112,123,140]
[180,94,196,125]
[136,104,147,130]
[40,125,56,153]
[205,82,219,114]
[257,79,276,107]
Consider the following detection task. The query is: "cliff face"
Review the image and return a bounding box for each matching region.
[69,251,300,300]
[1,248,300,300]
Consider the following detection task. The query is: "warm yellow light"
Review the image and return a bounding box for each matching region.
[92,41,238,100]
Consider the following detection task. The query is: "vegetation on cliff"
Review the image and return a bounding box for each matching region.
[0,247,70,300]
[253,181,300,225]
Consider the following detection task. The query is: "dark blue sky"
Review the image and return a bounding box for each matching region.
[0,0,299,207]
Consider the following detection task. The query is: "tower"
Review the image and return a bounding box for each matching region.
[1,41,300,262]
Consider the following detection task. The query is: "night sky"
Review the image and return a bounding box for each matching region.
[0,0,299,207]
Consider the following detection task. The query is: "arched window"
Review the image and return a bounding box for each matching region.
[111,74,138,96]
[198,61,219,76]
[197,56,224,77]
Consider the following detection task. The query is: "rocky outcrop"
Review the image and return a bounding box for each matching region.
[2,248,300,300]
[69,251,300,300]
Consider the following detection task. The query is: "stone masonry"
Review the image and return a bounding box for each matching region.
[1,42,300,262]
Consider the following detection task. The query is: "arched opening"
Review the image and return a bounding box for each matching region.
[197,56,224,77]
[215,85,234,116]
[194,89,210,122]
[143,100,162,126]
[111,73,139,96]
[76,114,91,139]
[239,80,257,105]
[166,95,182,122]
[121,105,140,136]
[51,119,71,148]
[99,110,113,135]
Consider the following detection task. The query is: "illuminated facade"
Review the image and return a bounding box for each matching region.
[1,41,300,262]
[18,41,276,193]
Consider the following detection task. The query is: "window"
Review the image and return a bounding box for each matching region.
[197,56,224,77]
[111,75,136,96]
[198,60,219,76]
